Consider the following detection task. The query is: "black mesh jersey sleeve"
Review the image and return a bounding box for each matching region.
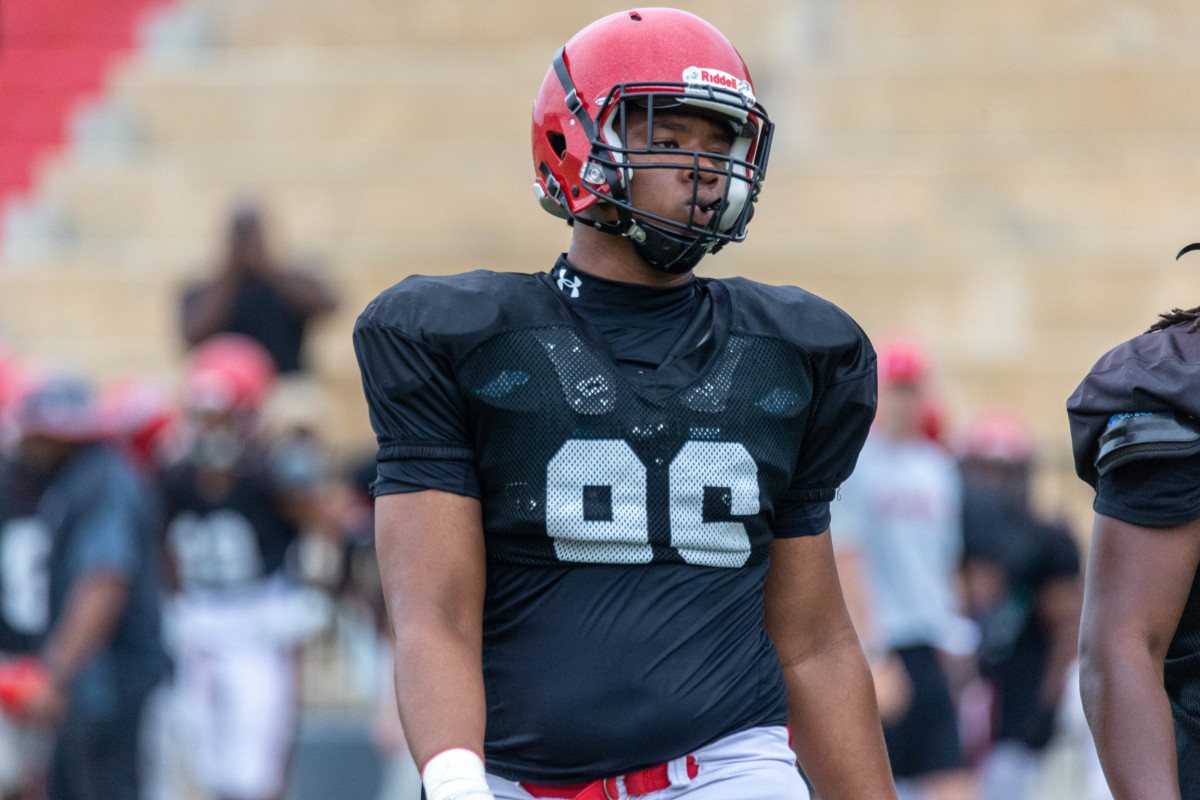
[787,357,877,504]
[352,312,476,493]
[1095,452,1200,529]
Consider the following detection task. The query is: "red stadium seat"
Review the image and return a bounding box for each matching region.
[0,0,169,221]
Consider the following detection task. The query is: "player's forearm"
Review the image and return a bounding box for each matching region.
[391,617,488,772]
[783,633,898,800]
[1079,632,1181,800]
[1039,617,1079,709]
[42,572,129,686]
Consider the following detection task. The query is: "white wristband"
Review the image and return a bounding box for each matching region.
[422,748,494,800]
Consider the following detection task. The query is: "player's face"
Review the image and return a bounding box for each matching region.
[623,109,736,232]
[877,382,923,438]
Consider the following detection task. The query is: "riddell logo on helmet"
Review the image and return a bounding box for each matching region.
[682,66,754,102]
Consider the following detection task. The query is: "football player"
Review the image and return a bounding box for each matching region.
[0,441,49,800]
[829,339,976,800]
[354,9,897,800]
[1069,243,1200,799]
[159,335,329,800]
[12,375,169,800]
[958,414,1081,800]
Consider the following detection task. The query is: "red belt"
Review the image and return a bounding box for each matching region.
[521,755,699,799]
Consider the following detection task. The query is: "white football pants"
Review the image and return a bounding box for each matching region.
[487,726,809,800]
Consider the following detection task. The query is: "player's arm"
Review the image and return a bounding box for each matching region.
[375,489,492,798]
[1078,513,1200,800]
[1032,569,1082,743]
[42,571,129,686]
[764,531,897,800]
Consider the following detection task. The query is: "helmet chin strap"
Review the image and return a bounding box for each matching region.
[627,220,719,274]
[576,199,720,275]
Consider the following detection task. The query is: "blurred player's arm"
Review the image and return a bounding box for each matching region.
[374,490,487,772]
[1034,571,1082,726]
[833,536,912,727]
[832,546,874,644]
[1078,513,1200,800]
[765,531,897,800]
[42,571,129,686]
[29,571,130,725]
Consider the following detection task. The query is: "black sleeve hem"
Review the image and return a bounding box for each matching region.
[1093,497,1200,530]
[377,443,474,462]
[781,486,837,504]
[372,479,482,500]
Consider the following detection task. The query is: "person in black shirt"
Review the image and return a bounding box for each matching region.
[1069,244,1200,799]
[355,9,896,800]
[180,201,338,375]
[10,376,169,800]
[159,335,331,800]
[958,414,1081,800]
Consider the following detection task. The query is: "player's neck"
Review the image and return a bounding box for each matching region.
[566,224,694,288]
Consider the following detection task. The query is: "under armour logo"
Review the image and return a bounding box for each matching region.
[556,268,582,298]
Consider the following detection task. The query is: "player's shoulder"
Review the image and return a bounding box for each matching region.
[717,277,865,341]
[1068,321,1200,484]
[1070,321,1200,419]
[714,276,873,370]
[1086,321,1200,378]
[358,270,544,338]
[64,444,139,501]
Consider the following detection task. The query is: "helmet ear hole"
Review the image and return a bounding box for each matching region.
[546,131,568,160]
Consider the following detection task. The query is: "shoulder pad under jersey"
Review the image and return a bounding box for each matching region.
[1096,411,1200,476]
[718,277,871,353]
[357,271,555,356]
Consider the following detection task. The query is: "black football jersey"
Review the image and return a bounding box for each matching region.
[0,458,49,654]
[159,457,300,591]
[354,264,877,782]
[1068,320,1200,746]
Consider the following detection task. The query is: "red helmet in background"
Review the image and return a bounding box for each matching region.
[13,374,109,442]
[961,412,1035,465]
[532,8,773,274]
[0,346,20,416]
[184,334,276,414]
[877,338,929,388]
[99,376,177,467]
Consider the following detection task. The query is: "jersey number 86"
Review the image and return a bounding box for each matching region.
[546,439,759,568]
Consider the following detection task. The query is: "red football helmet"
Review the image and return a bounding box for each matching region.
[532,8,773,273]
[961,412,1035,465]
[184,334,276,414]
[877,338,929,387]
[99,375,178,467]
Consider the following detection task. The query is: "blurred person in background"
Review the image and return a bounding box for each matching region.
[831,338,977,800]
[5,375,169,800]
[0,358,51,800]
[158,334,331,800]
[179,200,339,376]
[957,413,1081,800]
[1068,245,1200,799]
